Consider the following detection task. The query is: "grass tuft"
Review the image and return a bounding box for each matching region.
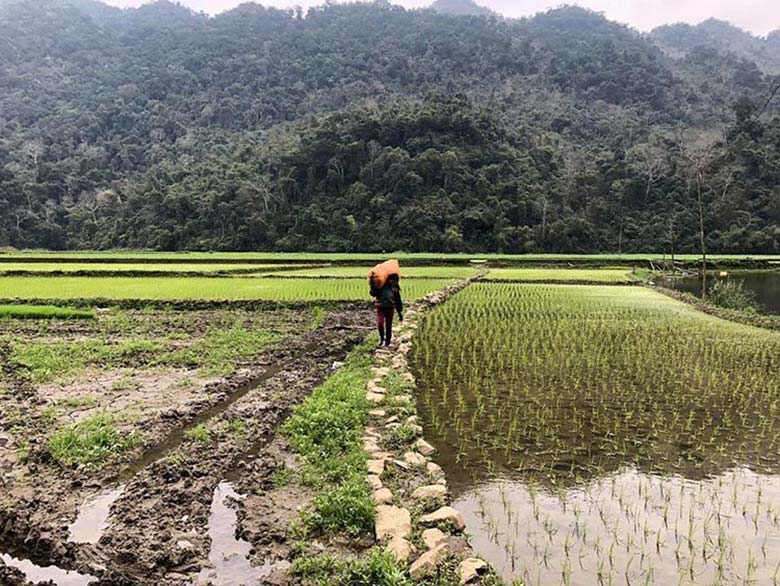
[47,414,139,466]
[0,304,95,320]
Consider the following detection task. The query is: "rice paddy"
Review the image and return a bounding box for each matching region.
[0,276,452,302]
[0,263,305,274]
[485,268,640,283]
[265,266,481,279]
[412,283,780,585]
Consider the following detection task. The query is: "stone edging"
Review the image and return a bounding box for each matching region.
[362,275,491,585]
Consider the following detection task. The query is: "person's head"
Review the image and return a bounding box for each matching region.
[388,274,399,285]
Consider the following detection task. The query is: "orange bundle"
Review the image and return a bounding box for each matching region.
[368,259,401,289]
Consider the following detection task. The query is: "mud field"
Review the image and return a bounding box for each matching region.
[0,304,370,585]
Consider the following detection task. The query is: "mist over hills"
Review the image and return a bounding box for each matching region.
[0,0,778,253]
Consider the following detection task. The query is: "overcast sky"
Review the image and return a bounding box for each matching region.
[102,0,780,36]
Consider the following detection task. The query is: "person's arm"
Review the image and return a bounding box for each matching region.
[394,286,404,320]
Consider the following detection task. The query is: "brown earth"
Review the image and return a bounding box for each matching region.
[0,305,371,586]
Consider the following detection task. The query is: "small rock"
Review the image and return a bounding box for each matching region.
[411,485,447,501]
[176,540,194,550]
[422,528,447,550]
[367,475,383,490]
[386,535,414,563]
[367,459,385,475]
[385,415,399,424]
[403,452,426,467]
[395,394,413,403]
[372,488,393,505]
[402,372,415,382]
[420,507,466,531]
[364,440,381,454]
[427,462,444,477]
[409,543,449,579]
[375,505,411,541]
[415,439,436,456]
[386,422,402,430]
[405,415,419,425]
[459,558,488,584]
[331,361,344,370]
[369,409,387,418]
[366,392,385,403]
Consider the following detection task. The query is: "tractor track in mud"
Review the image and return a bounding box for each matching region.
[0,307,371,586]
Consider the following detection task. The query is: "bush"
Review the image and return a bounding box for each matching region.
[708,279,758,312]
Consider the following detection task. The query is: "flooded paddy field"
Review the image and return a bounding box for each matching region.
[412,284,780,585]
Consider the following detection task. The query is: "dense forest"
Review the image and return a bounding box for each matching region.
[0,0,778,253]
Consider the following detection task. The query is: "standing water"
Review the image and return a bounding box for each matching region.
[68,485,126,544]
[196,481,271,586]
[412,283,780,585]
[0,554,97,586]
[661,271,780,314]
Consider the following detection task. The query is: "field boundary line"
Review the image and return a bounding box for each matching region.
[359,272,502,583]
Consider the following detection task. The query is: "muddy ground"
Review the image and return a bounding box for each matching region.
[0,304,370,585]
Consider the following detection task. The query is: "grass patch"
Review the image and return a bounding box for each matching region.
[158,323,279,376]
[184,424,211,443]
[290,548,412,586]
[284,338,375,537]
[47,414,140,466]
[0,304,95,320]
[12,338,162,382]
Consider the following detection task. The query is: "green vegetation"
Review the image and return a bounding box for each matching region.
[284,339,375,537]
[291,548,411,586]
[184,425,211,444]
[159,324,280,376]
[0,276,451,303]
[708,279,759,312]
[0,263,302,274]
[267,266,480,279]
[13,339,162,382]
[47,414,140,466]
[0,1,778,254]
[485,268,640,283]
[0,304,95,320]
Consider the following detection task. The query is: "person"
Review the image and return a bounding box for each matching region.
[370,273,403,348]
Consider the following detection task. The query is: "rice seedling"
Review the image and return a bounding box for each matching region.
[0,304,95,320]
[265,266,480,279]
[0,276,451,302]
[412,283,780,584]
[485,268,640,283]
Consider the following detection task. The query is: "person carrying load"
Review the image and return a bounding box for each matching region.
[369,260,404,348]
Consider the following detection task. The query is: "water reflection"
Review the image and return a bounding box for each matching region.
[455,468,780,585]
[661,271,780,314]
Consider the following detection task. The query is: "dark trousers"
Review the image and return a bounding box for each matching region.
[376,306,394,345]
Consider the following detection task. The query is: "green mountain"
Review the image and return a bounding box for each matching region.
[430,0,494,17]
[0,0,777,253]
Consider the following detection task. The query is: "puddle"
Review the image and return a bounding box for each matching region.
[196,481,270,586]
[67,485,126,544]
[0,553,97,585]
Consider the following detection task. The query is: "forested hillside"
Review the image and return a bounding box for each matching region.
[0,0,778,253]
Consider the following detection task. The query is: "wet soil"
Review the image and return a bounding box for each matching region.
[0,306,370,585]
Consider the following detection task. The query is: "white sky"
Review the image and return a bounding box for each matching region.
[102,0,780,36]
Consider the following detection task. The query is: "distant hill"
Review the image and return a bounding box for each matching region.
[0,0,777,254]
[429,0,494,17]
[651,19,780,74]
